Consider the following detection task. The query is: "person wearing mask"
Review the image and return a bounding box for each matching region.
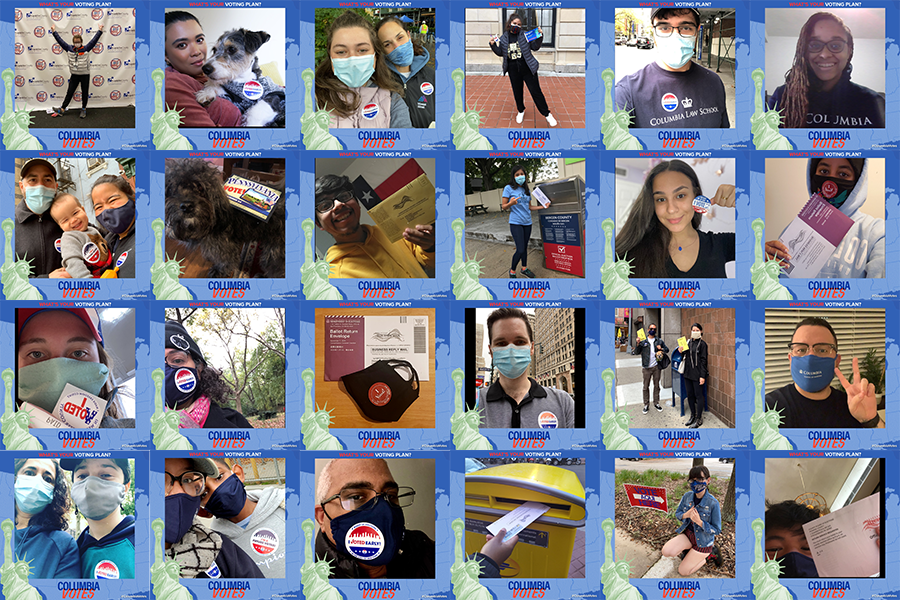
[49,25,104,119]
[165,457,264,578]
[376,17,436,128]
[90,175,137,278]
[13,458,80,579]
[475,308,575,428]
[60,458,134,579]
[682,323,708,429]
[164,321,252,428]
[502,165,551,279]
[763,500,821,578]
[201,458,286,578]
[15,159,64,278]
[615,8,729,128]
[765,317,884,429]
[661,465,723,576]
[633,323,669,415]
[765,158,884,278]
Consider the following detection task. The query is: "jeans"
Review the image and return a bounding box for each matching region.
[510,223,532,270]
[61,73,90,110]
[642,367,661,407]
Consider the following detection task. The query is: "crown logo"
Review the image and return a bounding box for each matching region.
[682,97,693,108]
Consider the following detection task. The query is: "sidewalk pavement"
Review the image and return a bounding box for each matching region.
[615,529,719,579]
[465,74,586,129]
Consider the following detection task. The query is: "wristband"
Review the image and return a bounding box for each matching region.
[862,414,881,428]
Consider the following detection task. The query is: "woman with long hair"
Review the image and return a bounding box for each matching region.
[661,465,723,576]
[376,17,436,128]
[14,458,80,579]
[682,323,709,428]
[768,12,884,128]
[489,13,557,127]
[502,165,551,279]
[315,11,411,128]
[91,174,137,278]
[615,160,735,278]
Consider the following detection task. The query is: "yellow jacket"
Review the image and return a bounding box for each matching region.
[326,224,435,278]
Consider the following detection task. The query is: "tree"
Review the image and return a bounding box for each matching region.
[692,457,705,468]
[464,158,558,193]
[722,464,736,522]
[315,8,379,64]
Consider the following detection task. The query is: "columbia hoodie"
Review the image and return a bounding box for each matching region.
[77,515,135,579]
[326,224,434,278]
[780,158,884,278]
[210,487,286,578]
[386,46,436,129]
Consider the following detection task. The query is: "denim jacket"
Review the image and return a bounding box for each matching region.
[674,490,721,548]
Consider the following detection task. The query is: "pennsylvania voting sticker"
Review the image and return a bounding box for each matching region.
[692,195,711,214]
[251,528,279,555]
[362,103,380,120]
[538,411,558,429]
[94,560,120,579]
[345,523,384,560]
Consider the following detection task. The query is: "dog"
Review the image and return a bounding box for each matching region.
[165,158,286,278]
[195,28,286,128]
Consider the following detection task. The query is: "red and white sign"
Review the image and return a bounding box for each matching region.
[542,243,584,277]
[623,484,668,513]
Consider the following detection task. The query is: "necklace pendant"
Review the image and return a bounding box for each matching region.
[678,246,682,251]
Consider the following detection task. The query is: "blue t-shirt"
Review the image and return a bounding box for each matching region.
[503,184,532,226]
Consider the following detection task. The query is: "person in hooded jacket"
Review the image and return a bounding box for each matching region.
[164,321,253,429]
[765,157,884,278]
[201,458,286,578]
[376,17,436,129]
[49,25,103,119]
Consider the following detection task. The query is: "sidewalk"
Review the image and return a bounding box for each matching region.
[615,529,719,579]
[465,74,585,129]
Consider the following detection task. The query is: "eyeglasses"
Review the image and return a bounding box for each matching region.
[320,486,415,519]
[807,39,847,54]
[164,471,206,496]
[166,350,193,368]
[787,343,837,358]
[653,23,697,38]
[315,191,356,214]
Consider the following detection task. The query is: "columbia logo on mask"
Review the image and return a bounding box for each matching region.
[175,368,196,393]
[345,523,385,560]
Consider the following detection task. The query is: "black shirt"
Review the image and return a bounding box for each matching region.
[665,231,735,279]
[769,75,885,129]
[204,404,252,429]
[765,383,863,429]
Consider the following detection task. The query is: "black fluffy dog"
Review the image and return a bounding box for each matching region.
[165,158,286,278]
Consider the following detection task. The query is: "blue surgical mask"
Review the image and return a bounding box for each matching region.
[655,33,695,69]
[165,364,199,409]
[690,481,708,494]
[15,475,54,515]
[96,200,135,234]
[791,355,836,393]
[386,41,414,68]
[492,345,532,379]
[204,474,247,519]
[24,185,57,215]
[330,496,405,566]
[18,358,109,413]
[332,55,376,89]
[515,175,526,185]
[165,493,202,545]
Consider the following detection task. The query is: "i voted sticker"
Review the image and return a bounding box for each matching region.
[362,103,380,120]
[82,242,101,264]
[538,411,558,429]
[821,179,839,199]
[251,528,279,555]
[420,81,434,95]
[242,80,264,100]
[345,522,384,560]
[174,368,196,393]
[368,382,392,406]
[54,238,62,253]
[661,92,678,112]
[692,195,711,214]
[205,561,221,578]
[94,560,119,579]
[116,250,129,268]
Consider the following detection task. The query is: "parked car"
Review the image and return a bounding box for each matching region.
[615,36,627,45]
[636,37,654,49]
[626,38,638,47]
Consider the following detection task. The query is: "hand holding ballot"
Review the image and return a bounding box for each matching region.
[402,224,435,251]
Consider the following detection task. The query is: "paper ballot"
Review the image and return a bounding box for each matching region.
[488,501,550,541]
[802,493,880,578]
[677,336,689,352]
[636,328,646,342]
[532,186,551,208]
[524,28,542,42]
[777,194,854,278]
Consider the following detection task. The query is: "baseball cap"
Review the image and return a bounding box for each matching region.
[17,308,103,345]
[20,159,57,180]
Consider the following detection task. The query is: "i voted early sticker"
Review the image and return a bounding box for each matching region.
[692,195,711,214]
[538,411,558,429]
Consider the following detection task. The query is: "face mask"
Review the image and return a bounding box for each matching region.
[165,364,199,409]
[330,496,405,566]
[492,345,532,379]
[691,331,702,340]
[648,328,657,337]
[18,358,109,413]
[96,200,135,234]
[71,476,126,520]
[15,475,54,515]
[690,481,708,494]
[778,552,819,578]
[791,354,836,393]
[166,493,202,545]
[811,174,855,209]
[204,474,247,519]
[509,25,521,35]
[341,360,420,422]
[655,33,695,69]
[332,55,376,89]
[24,185,57,215]
[515,175,526,185]
[386,41,414,67]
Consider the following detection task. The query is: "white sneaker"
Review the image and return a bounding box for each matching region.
[516,111,525,124]
[546,113,558,127]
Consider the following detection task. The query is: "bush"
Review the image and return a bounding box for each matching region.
[315,9,380,65]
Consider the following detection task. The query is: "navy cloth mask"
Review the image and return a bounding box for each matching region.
[96,200,135,234]
[165,364,199,409]
[690,481,708,494]
[165,493,202,544]
[509,25,521,35]
[791,355,835,393]
[779,552,819,578]
[811,174,855,209]
[204,474,247,519]
[330,496,405,566]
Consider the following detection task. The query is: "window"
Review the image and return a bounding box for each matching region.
[86,158,107,177]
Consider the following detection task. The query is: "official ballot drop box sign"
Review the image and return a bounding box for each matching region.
[464,463,586,578]
[536,176,586,277]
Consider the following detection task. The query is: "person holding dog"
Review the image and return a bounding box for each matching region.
[90,175,136,278]
[315,11,412,128]
[377,16,435,128]
[164,11,242,128]
[48,194,113,279]
[49,25,103,119]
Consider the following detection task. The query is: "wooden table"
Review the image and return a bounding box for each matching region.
[314,308,436,429]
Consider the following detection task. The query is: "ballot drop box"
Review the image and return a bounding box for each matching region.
[535,176,586,278]
[464,463,586,578]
